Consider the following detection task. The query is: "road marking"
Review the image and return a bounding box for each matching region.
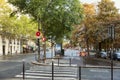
[15,75,77,80]
[15,64,78,80]
[54,63,77,66]
[90,69,109,73]
[26,70,77,74]
[20,72,76,77]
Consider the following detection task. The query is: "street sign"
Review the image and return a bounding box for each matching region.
[108,25,115,39]
[36,31,40,38]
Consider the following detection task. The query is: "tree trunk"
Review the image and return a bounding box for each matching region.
[86,38,89,56]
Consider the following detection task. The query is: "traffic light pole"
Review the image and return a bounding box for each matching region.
[37,38,40,62]
[43,41,46,63]
[37,18,41,62]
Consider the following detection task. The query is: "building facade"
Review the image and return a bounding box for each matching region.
[0,35,21,56]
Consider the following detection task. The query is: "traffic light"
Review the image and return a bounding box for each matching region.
[42,37,46,42]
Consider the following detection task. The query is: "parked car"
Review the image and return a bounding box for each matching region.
[95,51,107,59]
[113,52,120,60]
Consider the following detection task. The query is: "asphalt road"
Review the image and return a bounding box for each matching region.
[0,49,120,80]
[80,67,120,80]
[0,53,34,80]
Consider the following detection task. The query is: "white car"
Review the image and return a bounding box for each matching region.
[96,51,107,59]
[113,52,120,60]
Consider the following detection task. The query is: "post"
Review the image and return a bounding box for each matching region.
[79,67,81,80]
[111,58,113,80]
[23,60,25,79]
[37,18,41,62]
[69,58,71,66]
[43,42,46,63]
[109,25,115,80]
[37,38,40,62]
[51,38,53,59]
[111,29,113,80]
[83,56,86,66]
[58,58,59,66]
[111,26,114,80]
[52,60,54,80]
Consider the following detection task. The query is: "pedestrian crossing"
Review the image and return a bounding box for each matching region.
[15,65,78,80]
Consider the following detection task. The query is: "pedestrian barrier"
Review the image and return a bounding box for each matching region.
[14,58,120,80]
[18,58,78,80]
[78,65,120,80]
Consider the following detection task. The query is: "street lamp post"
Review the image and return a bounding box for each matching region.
[108,24,115,80]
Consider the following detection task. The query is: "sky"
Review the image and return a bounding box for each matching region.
[80,0,120,11]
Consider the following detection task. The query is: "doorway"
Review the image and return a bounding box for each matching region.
[3,45,5,55]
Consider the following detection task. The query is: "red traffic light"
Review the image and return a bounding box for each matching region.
[42,37,46,42]
[36,31,40,37]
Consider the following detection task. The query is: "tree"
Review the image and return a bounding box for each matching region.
[0,0,13,38]
[8,0,84,43]
[8,0,84,60]
[71,3,97,55]
[97,0,119,22]
[0,0,38,54]
[97,0,119,51]
[0,0,37,39]
[13,15,37,39]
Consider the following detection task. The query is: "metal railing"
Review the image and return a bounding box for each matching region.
[78,66,120,80]
[22,58,120,80]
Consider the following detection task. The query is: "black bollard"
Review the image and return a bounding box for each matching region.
[23,60,25,79]
[69,58,71,66]
[58,58,59,66]
[79,67,81,80]
[52,60,54,80]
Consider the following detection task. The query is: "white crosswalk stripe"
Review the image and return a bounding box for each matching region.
[15,65,78,80]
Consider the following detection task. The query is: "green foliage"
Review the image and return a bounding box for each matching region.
[0,0,37,39]
[0,0,14,37]
[42,0,83,42]
[8,0,84,43]
[13,15,37,38]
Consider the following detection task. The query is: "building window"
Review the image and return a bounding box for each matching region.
[10,39,12,44]
[2,38,6,44]
[14,39,16,44]
[17,40,19,45]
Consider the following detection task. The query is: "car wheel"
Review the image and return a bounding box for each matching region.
[113,58,116,60]
[117,59,120,61]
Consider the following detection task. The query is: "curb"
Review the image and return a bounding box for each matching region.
[31,60,78,67]
[85,57,120,66]
[31,61,49,66]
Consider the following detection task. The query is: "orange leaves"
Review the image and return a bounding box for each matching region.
[83,3,96,17]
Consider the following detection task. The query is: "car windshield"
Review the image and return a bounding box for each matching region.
[101,52,107,54]
[116,52,120,54]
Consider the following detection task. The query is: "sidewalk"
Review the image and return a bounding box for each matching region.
[31,56,84,67]
[0,53,34,61]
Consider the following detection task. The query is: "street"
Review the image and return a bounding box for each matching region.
[1,0,120,80]
[0,49,120,80]
[80,67,120,80]
[0,54,34,80]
